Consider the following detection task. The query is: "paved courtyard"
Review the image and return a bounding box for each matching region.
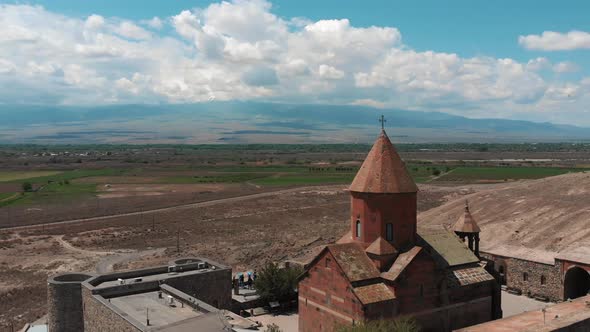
[501,290,553,317]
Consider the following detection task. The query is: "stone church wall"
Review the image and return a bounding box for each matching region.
[481,252,562,302]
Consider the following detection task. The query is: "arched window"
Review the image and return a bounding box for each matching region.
[356,219,361,238]
[523,272,528,282]
[386,223,394,242]
[541,275,546,285]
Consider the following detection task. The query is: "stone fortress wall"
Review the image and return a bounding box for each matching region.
[47,257,232,332]
[47,273,94,332]
[481,251,562,302]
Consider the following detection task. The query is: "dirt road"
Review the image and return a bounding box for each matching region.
[0,186,327,232]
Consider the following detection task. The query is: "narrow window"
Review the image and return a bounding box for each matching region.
[541,275,546,285]
[523,272,528,282]
[386,223,394,241]
[419,284,424,297]
[325,258,331,268]
[356,219,361,238]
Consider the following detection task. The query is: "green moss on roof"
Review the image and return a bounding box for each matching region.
[418,229,479,267]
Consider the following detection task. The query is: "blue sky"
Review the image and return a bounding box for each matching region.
[18,0,590,61]
[1,0,590,125]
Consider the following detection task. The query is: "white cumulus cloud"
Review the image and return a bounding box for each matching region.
[519,30,590,51]
[319,64,345,80]
[0,1,588,124]
[553,61,579,73]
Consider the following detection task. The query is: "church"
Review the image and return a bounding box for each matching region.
[298,128,501,332]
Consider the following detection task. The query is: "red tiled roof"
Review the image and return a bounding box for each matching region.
[366,236,398,256]
[349,130,417,194]
[446,266,495,288]
[453,201,481,233]
[352,283,396,305]
[328,243,381,282]
[336,230,354,244]
[381,246,422,281]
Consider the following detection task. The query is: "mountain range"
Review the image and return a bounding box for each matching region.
[1,102,588,144]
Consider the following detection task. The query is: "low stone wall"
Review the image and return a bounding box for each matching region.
[165,267,232,309]
[481,252,562,301]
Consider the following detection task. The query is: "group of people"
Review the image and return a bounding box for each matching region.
[236,270,257,289]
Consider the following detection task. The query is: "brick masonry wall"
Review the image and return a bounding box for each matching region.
[299,248,498,332]
[81,288,141,332]
[413,296,493,332]
[393,251,441,314]
[350,192,417,250]
[481,253,562,301]
[394,251,497,331]
[299,250,366,332]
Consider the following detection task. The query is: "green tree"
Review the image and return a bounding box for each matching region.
[254,262,302,303]
[337,317,420,332]
[22,182,33,192]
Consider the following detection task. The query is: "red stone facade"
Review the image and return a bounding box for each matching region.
[298,250,367,332]
[298,130,501,332]
[349,192,417,250]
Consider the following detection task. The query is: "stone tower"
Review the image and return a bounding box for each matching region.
[453,200,481,257]
[47,273,93,332]
[347,129,418,251]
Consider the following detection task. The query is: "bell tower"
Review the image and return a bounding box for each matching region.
[453,200,481,258]
[347,126,418,251]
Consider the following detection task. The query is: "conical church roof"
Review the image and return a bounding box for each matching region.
[453,201,481,233]
[349,130,418,193]
[366,236,398,256]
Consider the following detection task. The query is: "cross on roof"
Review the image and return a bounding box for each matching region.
[379,115,386,130]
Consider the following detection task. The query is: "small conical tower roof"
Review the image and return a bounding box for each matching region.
[349,130,417,193]
[366,236,398,256]
[453,200,481,233]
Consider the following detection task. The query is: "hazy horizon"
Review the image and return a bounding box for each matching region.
[1,0,590,127]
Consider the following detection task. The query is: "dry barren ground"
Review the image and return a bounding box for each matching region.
[0,183,485,330]
[419,172,590,252]
[0,183,272,228]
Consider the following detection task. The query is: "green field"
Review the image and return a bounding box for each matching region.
[12,169,127,184]
[0,193,16,201]
[0,165,583,206]
[0,171,63,182]
[252,174,356,186]
[162,173,268,184]
[4,183,97,206]
[435,167,584,182]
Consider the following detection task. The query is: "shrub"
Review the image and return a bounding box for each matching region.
[337,317,420,332]
[254,262,302,303]
[22,182,33,192]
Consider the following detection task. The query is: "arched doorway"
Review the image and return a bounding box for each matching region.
[564,266,590,300]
